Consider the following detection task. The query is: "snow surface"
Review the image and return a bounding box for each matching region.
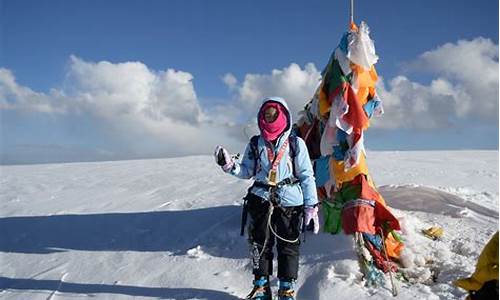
[0,150,498,300]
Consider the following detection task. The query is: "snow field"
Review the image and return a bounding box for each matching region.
[0,151,498,299]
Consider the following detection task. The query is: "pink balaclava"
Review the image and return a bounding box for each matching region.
[258,101,288,142]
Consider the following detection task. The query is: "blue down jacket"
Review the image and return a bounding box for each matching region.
[229,97,318,207]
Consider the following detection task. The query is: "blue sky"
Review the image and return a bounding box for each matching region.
[1,0,499,164]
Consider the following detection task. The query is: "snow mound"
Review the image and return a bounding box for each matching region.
[379,185,498,218]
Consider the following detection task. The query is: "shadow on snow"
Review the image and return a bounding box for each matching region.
[0,205,248,257]
[0,203,353,260]
[0,276,241,299]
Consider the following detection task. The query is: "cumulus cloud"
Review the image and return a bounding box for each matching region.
[66,55,203,125]
[221,73,238,90]
[375,75,473,129]
[64,57,250,155]
[376,37,498,129]
[225,63,322,121]
[415,37,498,119]
[0,68,67,114]
[0,56,244,159]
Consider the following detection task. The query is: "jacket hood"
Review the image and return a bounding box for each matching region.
[257,97,292,144]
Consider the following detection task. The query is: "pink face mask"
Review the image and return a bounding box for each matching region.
[258,102,288,142]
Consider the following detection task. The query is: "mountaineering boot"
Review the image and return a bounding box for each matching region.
[245,276,272,300]
[277,279,295,300]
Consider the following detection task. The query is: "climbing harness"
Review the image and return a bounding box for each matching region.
[247,178,302,269]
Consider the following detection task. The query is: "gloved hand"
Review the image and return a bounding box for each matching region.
[304,205,320,234]
[214,145,234,172]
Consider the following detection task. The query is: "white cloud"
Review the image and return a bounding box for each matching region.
[225,63,322,121]
[0,56,243,158]
[426,38,498,119]
[0,68,67,114]
[66,55,203,125]
[64,57,248,155]
[372,38,499,129]
[375,75,474,129]
[221,73,238,90]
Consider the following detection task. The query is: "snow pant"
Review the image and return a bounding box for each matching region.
[246,192,303,280]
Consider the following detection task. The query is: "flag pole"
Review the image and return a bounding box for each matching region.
[350,0,354,25]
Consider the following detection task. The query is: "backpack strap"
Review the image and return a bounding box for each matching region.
[249,135,260,177]
[288,134,298,178]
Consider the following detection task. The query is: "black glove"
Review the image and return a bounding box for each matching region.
[217,149,226,166]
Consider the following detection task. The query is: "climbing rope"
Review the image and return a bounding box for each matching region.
[267,205,300,244]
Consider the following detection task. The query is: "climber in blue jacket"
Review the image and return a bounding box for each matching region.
[214,97,319,300]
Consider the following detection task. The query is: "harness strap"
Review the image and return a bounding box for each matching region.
[253,177,300,190]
